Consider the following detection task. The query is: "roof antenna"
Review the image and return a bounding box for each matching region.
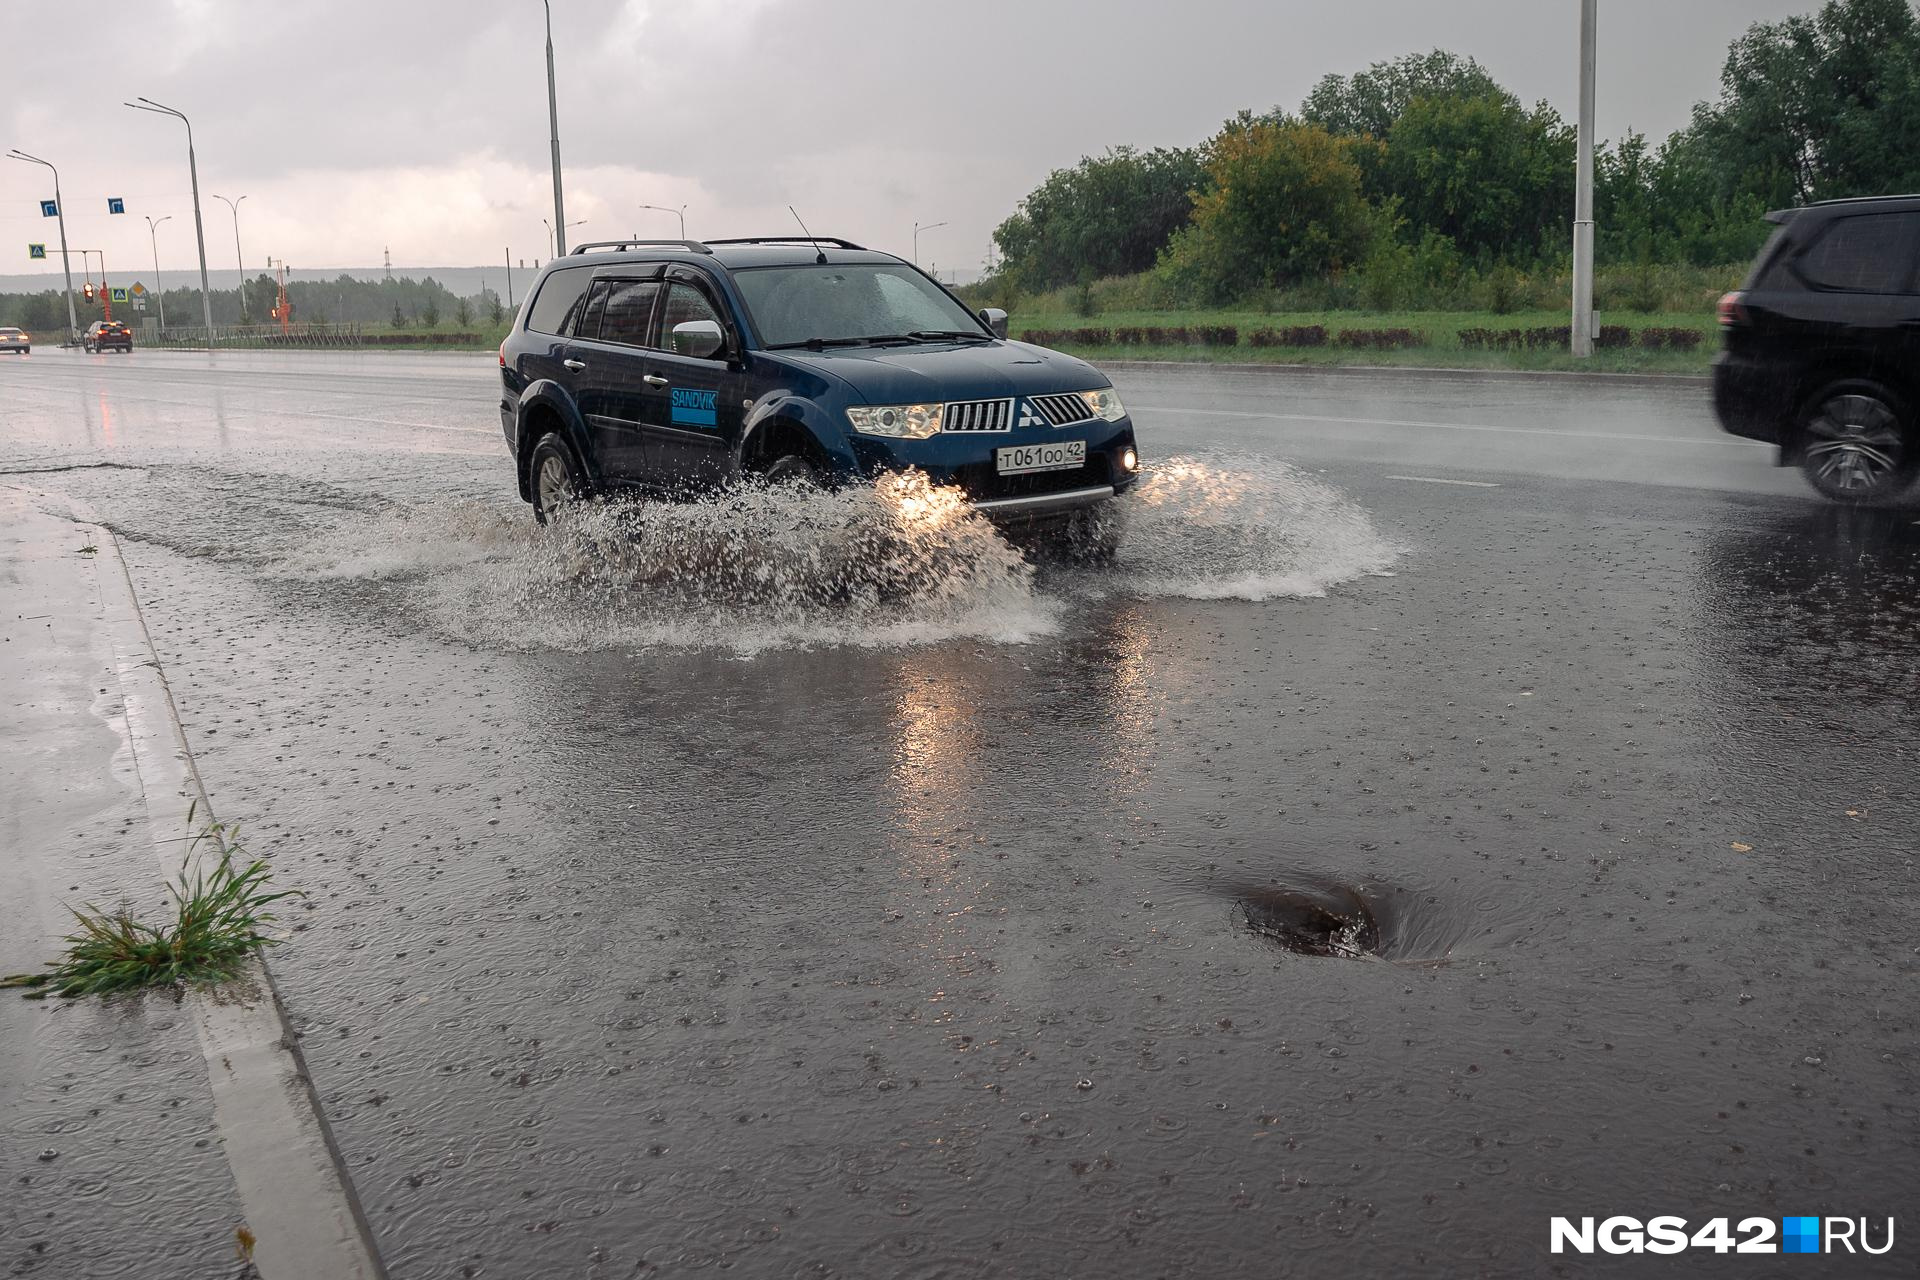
[788,205,828,263]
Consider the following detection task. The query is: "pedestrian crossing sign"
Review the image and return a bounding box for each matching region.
[28,243,45,259]
[110,287,128,304]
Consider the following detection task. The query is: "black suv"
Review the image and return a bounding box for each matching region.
[83,321,134,353]
[498,237,1140,527]
[1714,194,1920,503]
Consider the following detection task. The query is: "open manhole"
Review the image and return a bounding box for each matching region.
[1228,871,1514,965]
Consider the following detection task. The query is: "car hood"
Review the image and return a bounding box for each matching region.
[767,340,1109,405]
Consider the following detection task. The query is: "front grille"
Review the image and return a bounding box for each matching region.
[944,398,1012,433]
[1029,392,1094,426]
[952,452,1113,501]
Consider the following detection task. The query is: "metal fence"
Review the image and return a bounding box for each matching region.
[137,324,490,350]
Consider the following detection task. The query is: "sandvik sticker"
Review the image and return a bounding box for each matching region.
[670,387,718,428]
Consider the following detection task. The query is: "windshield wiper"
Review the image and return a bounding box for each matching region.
[767,334,919,351]
[906,330,992,343]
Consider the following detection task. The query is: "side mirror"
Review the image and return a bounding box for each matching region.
[670,318,726,360]
[979,307,1008,340]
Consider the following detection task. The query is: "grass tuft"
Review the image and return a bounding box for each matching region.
[2,808,302,1000]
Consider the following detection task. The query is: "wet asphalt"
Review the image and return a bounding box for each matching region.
[2,348,1917,1278]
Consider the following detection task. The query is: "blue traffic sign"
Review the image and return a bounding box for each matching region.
[107,197,125,215]
[39,199,57,217]
[109,287,128,304]
[28,244,45,260]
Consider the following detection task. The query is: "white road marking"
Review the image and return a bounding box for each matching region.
[1129,402,1774,449]
[1384,475,1502,487]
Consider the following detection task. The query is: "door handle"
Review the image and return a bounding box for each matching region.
[562,358,587,371]
[642,374,669,387]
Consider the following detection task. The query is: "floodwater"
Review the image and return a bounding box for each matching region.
[3,353,1918,1278]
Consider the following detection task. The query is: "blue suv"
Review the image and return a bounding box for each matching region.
[498,237,1141,529]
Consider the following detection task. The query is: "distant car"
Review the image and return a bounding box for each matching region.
[497,236,1141,535]
[1713,194,1920,503]
[83,321,133,354]
[0,327,27,355]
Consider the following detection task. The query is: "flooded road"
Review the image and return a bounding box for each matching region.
[3,350,1917,1277]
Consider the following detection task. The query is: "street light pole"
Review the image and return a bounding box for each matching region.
[126,97,216,349]
[542,0,568,256]
[213,194,248,323]
[640,203,687,239]
[5,151,79,345]
[1571,0,1597,358]
[144,214,172,330]
[913,220,947,268]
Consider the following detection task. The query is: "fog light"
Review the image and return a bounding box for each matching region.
[1121,447,1139,472]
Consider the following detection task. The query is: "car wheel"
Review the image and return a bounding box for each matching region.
[1797,383,1916,504]
[529,433,591,525]
[761,453,824,489]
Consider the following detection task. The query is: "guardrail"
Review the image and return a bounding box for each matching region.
[139,325,490,350]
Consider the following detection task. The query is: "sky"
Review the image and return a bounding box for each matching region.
[0,0,1814,287]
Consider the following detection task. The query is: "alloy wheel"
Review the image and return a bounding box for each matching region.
[1803,393,1907,496]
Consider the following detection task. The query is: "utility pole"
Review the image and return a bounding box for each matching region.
[542,0,568,256]
[505,248,514,309]
[214,194,249,322]
[1571,0,1597,358]
[144,214,172,330]
[384,245,392,281]
[126,97,216,349]
[5,151,79,345]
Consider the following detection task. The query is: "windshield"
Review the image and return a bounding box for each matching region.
[732,264,986,348]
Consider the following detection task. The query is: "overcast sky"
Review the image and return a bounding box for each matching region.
[1,0,1810,284]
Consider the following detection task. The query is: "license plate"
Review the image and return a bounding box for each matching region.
[996,440,1086,475]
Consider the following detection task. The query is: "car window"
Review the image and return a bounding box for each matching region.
[1794,213,1920,293]
[524,266,591,334]
[661,282,723,350]
[595,280,661,348]
[732,264,984,347]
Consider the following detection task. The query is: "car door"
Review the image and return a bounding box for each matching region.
[565,269,665,487]
[635,270,747,488]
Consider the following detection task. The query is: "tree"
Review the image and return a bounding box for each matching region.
[1380,92,1575,262]
[1685,0,1920,206]
[391,301,407,329]
[1301,49,1503,141]
[454,296,473,328]
[420,298,440,328]
[1157,121,1373,300]
[993,146,1206,290]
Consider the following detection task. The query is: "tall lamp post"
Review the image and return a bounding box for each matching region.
[542,0,568,256]
[213,194,249,322]
[913,220,947,268]
[542,217,586,258]
[1571,0,1597,358]
[143,214,172,330]
[5,150,79,345]
[640,203,687,239]
[125,97,215,349]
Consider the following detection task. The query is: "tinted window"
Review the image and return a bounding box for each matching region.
[1794,213,1919,293]
[596,280,661,347]
[525,266,591,334]
[661,281,722,334]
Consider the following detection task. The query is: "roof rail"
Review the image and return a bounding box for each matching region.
[703,236,868,251]
[1806,193,1920,207]
[569,238,712,255]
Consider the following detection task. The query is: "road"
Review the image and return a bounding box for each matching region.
[2,348,1916,1278]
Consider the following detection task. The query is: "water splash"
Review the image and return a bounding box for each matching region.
[267,454,1399,654]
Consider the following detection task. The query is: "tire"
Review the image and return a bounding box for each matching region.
[1796,381,1916,504]
[761,453,824,489]
[528,432,591,525]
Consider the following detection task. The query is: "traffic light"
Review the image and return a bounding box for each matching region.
[82,281,94,302]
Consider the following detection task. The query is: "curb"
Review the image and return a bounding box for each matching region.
[1094,357,1712,388]
[84,508,388,1280]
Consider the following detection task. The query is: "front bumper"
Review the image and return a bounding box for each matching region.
[847,414,1139,512]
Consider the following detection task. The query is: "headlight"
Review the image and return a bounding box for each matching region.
[1077,387,1125,422]
[846,403,944,439]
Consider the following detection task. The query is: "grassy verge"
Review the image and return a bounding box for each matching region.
[1009,308,1718,375]
[2,811,299,999]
